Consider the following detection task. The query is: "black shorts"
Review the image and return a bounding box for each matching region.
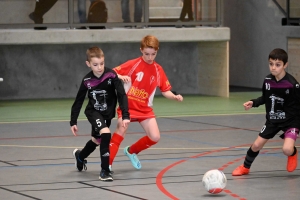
[85,109,111,139]
[259,119,300,139]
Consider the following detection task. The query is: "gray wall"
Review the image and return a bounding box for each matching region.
[224,0,300,88]
[0,42,198,100]
[2,0,300,100]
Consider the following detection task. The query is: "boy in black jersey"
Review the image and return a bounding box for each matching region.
[232,48,300,176]
[70,47,130,181]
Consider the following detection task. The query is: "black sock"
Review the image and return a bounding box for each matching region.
[79,140,98,161]
[291,146,297,156]
[244,146,259,169]
[100,133,111,172]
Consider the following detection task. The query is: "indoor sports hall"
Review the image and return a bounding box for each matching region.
[1,90,300,200]
[1,0,300,200]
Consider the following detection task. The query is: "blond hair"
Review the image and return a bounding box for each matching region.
[86,47,104,61]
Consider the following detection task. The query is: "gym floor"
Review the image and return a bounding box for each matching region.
[1,91,299,200]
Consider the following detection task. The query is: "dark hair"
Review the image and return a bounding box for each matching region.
[269,48,288,64]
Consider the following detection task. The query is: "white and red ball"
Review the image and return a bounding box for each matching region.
[202,169,227,194]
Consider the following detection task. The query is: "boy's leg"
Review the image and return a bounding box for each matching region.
[109,133,124,166]
[99,133,111,171]
[84,110,113,181]
[130,118,159,154]
[73,139,98,171]
[128,135,157,154]
[232,136,268,176]
[73,128,99,172]
[109,117,127,169]
[233,122,279,176]
[232,146,259,176]
[283,128,299,172]
[124,118,159,169]
[99,133,113,181]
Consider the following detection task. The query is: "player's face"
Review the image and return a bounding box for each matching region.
[269,58,287,80]
[140,47,157,64]
[86,57,105,77]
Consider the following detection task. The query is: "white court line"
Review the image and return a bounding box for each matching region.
[0,112,265,124]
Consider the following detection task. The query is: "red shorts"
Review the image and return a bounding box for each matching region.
[117,107,155,122]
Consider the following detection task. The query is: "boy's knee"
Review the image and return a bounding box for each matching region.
[100,133,111,145]
[282,146,294,156]
[149,135,160,142]
[115,125,127,137]
[92,137,101,145]
[251,143,262,152]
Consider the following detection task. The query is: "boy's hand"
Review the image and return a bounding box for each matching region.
[118,75,131,83]
[243,101,253,110]
[71,125,78,136]
[174,94,183,102]
[122,119,130,128]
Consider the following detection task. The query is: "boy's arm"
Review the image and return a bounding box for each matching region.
[118,74,131,83]
[70,81,87,127]
[250,96,264,107]
[113,75,130,120]
[161,90,183,102]
[250,82,265,107]
[293,82,300,113]
[113,63,131,83]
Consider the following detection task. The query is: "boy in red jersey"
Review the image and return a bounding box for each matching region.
[109,35,183,170]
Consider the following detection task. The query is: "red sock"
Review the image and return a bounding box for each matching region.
[129,136,157,154]
[109,133,124,165]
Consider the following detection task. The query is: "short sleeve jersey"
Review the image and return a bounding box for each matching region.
[251,72,300,125]
[114,57,172,118]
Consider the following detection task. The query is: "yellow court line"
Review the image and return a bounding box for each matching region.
[0,144,296,149]
[0,112,264,124]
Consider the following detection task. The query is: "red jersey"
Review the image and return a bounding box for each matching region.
[114,57,172,119]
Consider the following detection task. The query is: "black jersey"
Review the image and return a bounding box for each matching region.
[70,67,130,126]
[251,72,300,125]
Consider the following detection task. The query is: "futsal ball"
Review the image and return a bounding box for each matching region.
[202,169,227,194]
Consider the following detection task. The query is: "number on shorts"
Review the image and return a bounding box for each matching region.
[96,119,102,127]
[260,125,266,133]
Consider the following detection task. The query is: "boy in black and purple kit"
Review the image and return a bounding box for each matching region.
[70,47,130,181]
[232,48,300,176]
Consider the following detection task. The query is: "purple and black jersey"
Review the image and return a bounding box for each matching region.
[251,72,300,125]
[70,67,129,126]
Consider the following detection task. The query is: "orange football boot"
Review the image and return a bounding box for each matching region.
[287,150,298,172]
[232,165,250,176]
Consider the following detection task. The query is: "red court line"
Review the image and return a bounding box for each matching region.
[156,140,282,200]
[219,147,280,200]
